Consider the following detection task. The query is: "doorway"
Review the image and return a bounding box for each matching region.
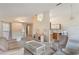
[26,24,33,41]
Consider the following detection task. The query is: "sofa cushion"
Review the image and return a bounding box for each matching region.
[0,45,7,52]
[62,48,79,55]
[66,39,79,49]
[7,40,21,50]
[0,37,8,51]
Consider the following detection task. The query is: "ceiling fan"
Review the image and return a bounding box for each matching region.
[56,3,74,20]
[56,3,62,6]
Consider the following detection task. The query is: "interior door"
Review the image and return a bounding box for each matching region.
[26,24,33,41]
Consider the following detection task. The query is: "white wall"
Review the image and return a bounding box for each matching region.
[50,4,79,41]
[0,22,2,37]
[33,12,50,42]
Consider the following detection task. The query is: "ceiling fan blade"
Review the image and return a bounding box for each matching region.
[56,3,62,6]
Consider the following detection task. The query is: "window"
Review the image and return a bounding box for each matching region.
[2,22,10,40]
[12,23,25,41]
[1,22,26,41]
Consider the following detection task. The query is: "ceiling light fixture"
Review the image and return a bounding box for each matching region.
[37,13,43,22]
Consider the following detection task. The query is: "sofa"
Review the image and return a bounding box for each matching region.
[0,37,24,55]
[61,39,79,55]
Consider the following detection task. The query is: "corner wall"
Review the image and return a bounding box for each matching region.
[50,4,79,40]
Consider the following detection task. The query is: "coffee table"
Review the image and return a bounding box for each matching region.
[24,40,45,55]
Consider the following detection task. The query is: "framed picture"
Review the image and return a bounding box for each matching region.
[50,23,61,30]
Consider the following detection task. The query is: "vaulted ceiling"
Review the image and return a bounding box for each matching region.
[0,3,79,22]
[0,3,56,17]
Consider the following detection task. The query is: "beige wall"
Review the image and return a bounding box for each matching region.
[12,23,23,32]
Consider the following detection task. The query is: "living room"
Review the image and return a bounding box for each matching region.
[0,3,79,55]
